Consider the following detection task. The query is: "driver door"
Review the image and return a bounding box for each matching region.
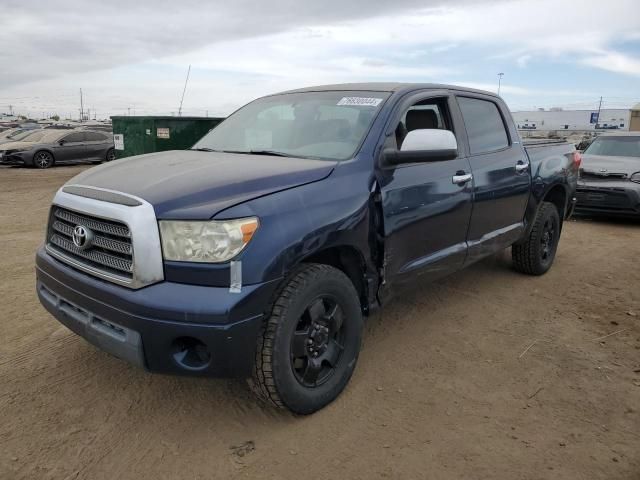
[377,92,473,290]
[53,132,87,162]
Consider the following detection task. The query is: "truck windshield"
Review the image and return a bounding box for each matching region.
[584,136,640,158]
[193,91,389,161]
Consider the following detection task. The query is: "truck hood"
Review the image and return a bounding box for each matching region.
[581,154,640,177]
[66,150,336,219]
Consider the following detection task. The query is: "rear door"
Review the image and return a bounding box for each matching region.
[84,131,109,160]
[53,132,88,162]
[378,91,473,288]
[455,95,531,264]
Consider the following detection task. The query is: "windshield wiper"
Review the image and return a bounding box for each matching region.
[246,150,295,157]
[192,148,296,157]
[190,147,218,152]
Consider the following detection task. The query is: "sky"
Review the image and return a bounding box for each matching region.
[0,0,639,119]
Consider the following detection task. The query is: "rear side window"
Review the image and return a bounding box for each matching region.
[457,97,509,154]
[85,132,106,141]
[63,132,86,143]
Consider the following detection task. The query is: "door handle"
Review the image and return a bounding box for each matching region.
[452,172,473,185]
[515,161,529,173]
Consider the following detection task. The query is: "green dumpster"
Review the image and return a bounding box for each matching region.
[110,116,224,159]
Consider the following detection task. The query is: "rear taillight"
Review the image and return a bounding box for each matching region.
[572,151,582,169]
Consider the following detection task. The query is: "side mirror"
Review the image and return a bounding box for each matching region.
[58,139,66,146]
[383,129,458,166]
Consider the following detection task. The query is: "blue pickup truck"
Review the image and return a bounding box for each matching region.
[36,83,579,413]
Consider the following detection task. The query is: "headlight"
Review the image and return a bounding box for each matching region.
[630,172,640,184]
[5,148,29,154]
[159,217,259,263]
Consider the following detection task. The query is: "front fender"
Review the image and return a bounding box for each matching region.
[216,168,375,285]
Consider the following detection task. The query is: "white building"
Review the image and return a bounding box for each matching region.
[511,108,631,131]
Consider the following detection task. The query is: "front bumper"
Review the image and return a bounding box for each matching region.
[0,151,28,165]
[575,180,640,218]
[36,246,281,377]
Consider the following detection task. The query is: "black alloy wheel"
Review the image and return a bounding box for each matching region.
[33,150,54,169]
[512,201,561,275]
[251,264,363,414]
[290,296,346,388]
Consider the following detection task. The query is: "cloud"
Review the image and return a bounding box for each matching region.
[517,55,532,68]
[0,0,475,89]
[1,0,639,117]
[581,51,640,76]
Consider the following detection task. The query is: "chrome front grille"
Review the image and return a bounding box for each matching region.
[47,206,134,280]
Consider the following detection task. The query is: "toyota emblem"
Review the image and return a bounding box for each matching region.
[72,225,93,249]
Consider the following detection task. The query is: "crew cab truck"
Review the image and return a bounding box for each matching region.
[36,83,579,414]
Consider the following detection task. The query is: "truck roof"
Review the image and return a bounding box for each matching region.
[277,82,500,98]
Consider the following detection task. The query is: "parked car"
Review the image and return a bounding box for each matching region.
[35,83,579,414]
[78,124,113,133]
[575,132,640,217]
[0,129,115,168]
[0,128,40,145]
[19,122,41,130]
[44,124,75,130]
[0,128,18,139]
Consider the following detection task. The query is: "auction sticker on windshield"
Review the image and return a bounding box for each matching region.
[337,97,383,107]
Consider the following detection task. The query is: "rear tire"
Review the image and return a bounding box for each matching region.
[512,201,561,275]
[250,264,363,414]
[105,148,115,162]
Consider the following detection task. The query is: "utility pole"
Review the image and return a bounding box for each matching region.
[596,96,603,129]
[80,88,85,122]
[128,107,131,116]
[497,73,504,96]
[178,64,191,117]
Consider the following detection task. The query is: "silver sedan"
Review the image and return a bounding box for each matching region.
[576,132,640,218]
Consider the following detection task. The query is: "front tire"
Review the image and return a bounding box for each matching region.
[105,148,115,162]
[512,202,561,275]
[251,264,363,414]
[32,150,54,169]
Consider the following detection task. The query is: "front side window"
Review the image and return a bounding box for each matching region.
[193,91,389,161]
[393,97,453,150]
[457,97,509,155]
[584,136,640,158]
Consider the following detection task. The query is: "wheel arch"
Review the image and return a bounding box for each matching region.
[31,148,56,167]
[543,184,568,220]
[519,181,569,243]
[297,245,374,315]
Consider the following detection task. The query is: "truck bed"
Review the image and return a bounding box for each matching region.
[523,138,575,166]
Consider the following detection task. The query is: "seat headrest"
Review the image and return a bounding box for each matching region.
[406,109,438,131]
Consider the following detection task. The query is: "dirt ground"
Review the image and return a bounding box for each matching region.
[0,165,639,480]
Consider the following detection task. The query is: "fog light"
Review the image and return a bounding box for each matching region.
[171,337,211,371]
